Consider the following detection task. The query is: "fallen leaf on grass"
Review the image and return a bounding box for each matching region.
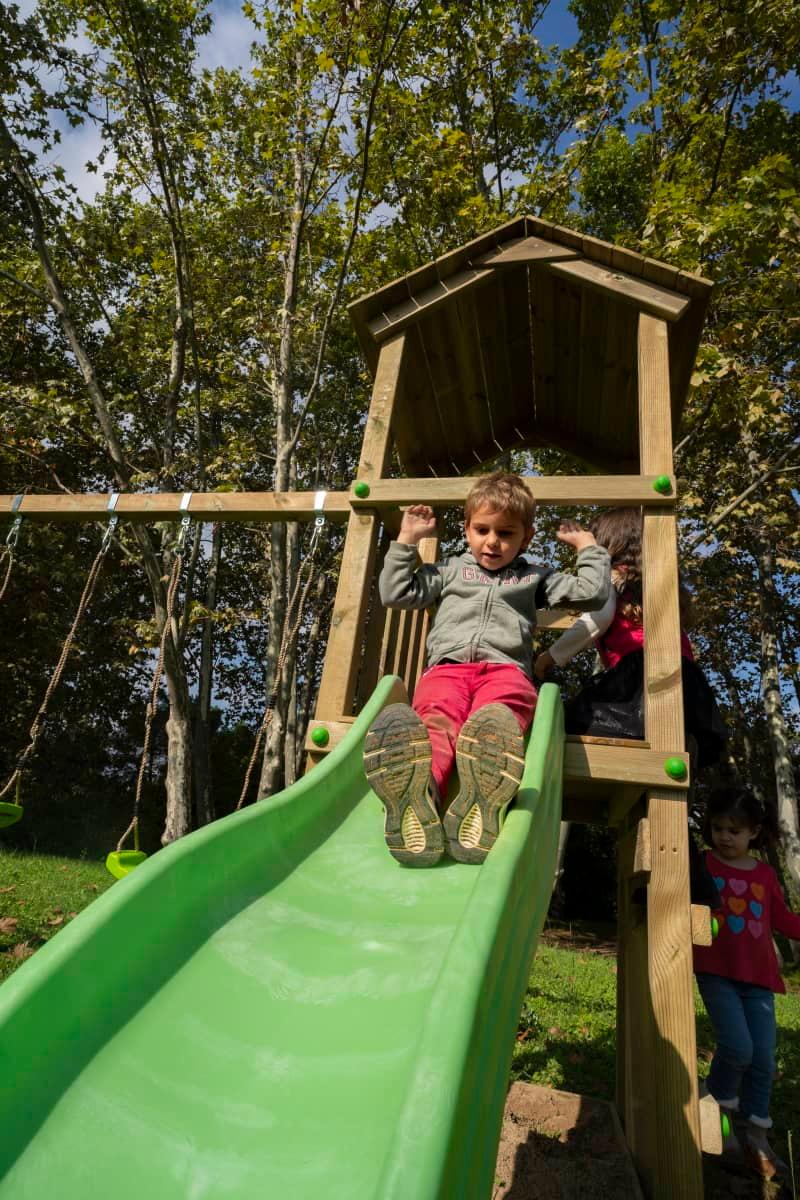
[548,1026,564,1038]
[11,942,33,960]
[0,917,19,935]
[68,911,77,918]
[0,886,15,894]
[46,916,65,927]
[85,884,99,893]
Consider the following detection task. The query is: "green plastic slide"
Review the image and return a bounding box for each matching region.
[0,678,564,1199]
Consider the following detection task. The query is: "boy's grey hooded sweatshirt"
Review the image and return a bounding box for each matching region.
[379,542,611,680]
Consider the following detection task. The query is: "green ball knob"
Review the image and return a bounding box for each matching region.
[311,726,330,747]
[353,481,370,498]
[652,474,672,495]
[721,1112,730,1138]
[664,756,688,781]
[711,917,719,939]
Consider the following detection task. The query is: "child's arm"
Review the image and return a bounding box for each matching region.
[379,505,445,611]
[534,589,617,680]
[769,872,800,941]
[536,521,611,614]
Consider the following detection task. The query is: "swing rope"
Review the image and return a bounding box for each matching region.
[116,498,193,854]
[0,496,24,605]
[236,494,327,811]
[0,498,119,803]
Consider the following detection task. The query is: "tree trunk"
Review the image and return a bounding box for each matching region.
[712,656,764,798]
[3,114,195,844]
[258,48,306,800]
[193,521,223,826]
[757,543,800,893]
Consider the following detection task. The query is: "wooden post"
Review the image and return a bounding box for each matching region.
[631,312,702,1198]
[309,334,406,759]
[616,803,658,1197]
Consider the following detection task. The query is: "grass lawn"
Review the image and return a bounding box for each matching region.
[0,847,112,983]
[516,923,800,1187]
[2,849,799,1190]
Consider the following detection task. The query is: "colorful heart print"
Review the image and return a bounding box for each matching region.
[728,915,745,933]
[751,883,765,901]
[749,901,763,918]
[728,897,747,915]
[713,877,725,893]
[729,878,748,896]
[748,920,763,938]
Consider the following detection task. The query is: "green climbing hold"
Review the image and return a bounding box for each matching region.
[652,474,672,495]
[721,1112,731,1139]
[353,481,370,498]
[311,726,330,747]
[664,756,688,781]
[711,916,719,939]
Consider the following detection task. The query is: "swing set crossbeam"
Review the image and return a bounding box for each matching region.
[0,474,675,524]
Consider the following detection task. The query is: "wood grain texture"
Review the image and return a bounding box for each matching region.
[690,904,713,947]
[349,475,676,507]
[545,259,690,322]
[564,744,689,790]
[313,335,405,724]
[637,312,703,1200]
[0,491,352,522]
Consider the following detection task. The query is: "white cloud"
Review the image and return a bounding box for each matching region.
[196,2,255,75]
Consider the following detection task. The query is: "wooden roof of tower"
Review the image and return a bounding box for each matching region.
[348,216,713,476]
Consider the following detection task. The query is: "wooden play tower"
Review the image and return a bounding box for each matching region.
[306,215,714,1200]
[1,214,714,1198]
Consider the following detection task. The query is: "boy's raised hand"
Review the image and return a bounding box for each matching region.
[398,504,437,544]
[556,519,596,553]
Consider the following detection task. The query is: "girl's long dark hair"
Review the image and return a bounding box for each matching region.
[588,507,693,627]
[703,786,779,850]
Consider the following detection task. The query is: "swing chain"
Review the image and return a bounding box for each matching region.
[0,497,24,604]
[4,495,24,551]
[0,510,119,801]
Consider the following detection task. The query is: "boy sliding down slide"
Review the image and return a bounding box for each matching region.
[363,471,610,866]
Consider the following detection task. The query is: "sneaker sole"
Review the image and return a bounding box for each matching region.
[363,704,444,868]
[444,704,525,864]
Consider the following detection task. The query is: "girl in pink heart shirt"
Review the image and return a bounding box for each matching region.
[694,787,800,1180]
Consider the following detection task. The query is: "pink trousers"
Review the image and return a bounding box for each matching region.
[412,661,538,798]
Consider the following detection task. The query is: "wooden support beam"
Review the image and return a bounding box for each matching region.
[304,719,354,755]
[350,475,676,509]
[543,258,690,323]
[0,472,676,525]
[474,235,579,267]
[636,311,703,1200]
[366,265,496,342]
[564,743,689,791]
[0,491,351,523]
[616,812,659,1196]
[311,334,406,733]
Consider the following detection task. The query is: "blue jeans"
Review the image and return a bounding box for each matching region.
[696,972,776,1122]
